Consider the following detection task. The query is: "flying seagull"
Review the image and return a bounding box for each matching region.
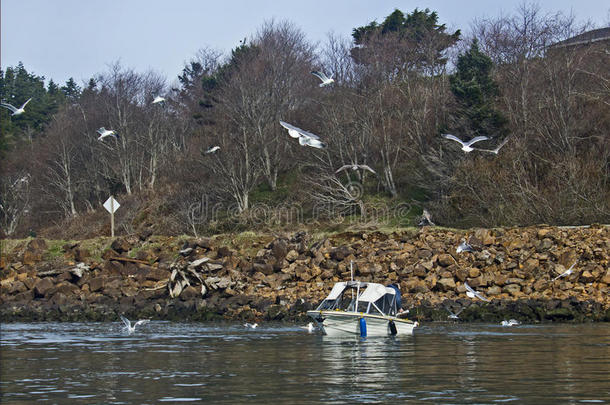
[335,164,376,174]
[445,305,465,320]
[279,121,327,149]
[298,135,326,149]
[442,134,490,153]
[456,240,474,253]
[553,260,578,281]
[244,322,258,329]
[152,96,166,104]
[119,314,150,334]
[97,127,119,141]
[464,282,490,302]
[205,146,220,154]
[500,319,520,326]
[475,136,511,155]
[311,71,334,87]
[418,209,435,227]
[0,98,32,116]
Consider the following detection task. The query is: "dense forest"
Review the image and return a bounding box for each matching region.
[1,4,608,239]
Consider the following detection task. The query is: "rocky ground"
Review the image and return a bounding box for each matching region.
[1,225,609,323]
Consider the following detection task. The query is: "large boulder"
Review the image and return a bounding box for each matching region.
[271,239,288,262]
[23,239,47,265]
[34,277,55,297]
[330,246,353,261]
[437,277,456,291]
[88,277,105,292]
[602,269,610,285]
[503,284,522,295]
[110,238,131,254]
[285,250,299,262]
[437,254,454,267]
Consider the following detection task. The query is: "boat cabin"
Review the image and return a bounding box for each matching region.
[315,281,400,317]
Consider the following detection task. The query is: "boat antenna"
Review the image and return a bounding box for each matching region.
[350,260,354,281]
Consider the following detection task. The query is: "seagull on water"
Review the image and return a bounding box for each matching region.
[335,164,376,174]
[456,240,474,253]
[501,319,520,326]
[300,322,315,332]
[152,96,166,104]
[279,121,327,149]
[311,71,334,87]
[418,209,435,227]
[464,282,490,302]
[1,98,32,116]
[553,260,578,281]
[474,136,510,155]
[442,134,490,152]
[97,127,119,141]
[119,314,150,334]
[205,146,220,154]
[244,322,258,329]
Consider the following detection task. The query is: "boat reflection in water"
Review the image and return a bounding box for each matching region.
[307,281,418,337]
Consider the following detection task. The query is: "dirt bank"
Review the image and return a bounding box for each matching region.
[1,225,609,323]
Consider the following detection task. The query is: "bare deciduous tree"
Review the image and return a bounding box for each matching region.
[0,172,31,235]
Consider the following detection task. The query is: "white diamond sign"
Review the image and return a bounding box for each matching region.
[103,196,120,214]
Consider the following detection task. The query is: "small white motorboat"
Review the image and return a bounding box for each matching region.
[307,281,418,337]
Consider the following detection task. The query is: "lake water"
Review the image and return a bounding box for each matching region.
[1,322,608,404]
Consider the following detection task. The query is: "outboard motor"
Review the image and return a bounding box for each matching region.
[388,320,397,335]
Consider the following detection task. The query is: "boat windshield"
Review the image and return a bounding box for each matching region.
[316,285,360,311]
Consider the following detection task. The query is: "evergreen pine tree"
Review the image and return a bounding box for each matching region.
[61,77,81,101]
[449,39,507,136]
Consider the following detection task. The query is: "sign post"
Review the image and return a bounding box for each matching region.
[103,196,121,237]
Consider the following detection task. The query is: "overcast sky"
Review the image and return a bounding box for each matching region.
[2,0,608,86]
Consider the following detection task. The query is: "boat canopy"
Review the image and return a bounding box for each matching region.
[326,282,347,300]
[359,283,395,303]
[315,281,399,316]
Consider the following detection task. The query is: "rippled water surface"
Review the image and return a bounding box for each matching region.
[1,322,608,404]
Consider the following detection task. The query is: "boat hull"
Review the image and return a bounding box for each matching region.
[307,310,417,337]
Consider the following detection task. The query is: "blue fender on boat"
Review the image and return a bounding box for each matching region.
[359,317,367,337]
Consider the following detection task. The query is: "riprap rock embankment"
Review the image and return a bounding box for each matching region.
[1,225,609,322]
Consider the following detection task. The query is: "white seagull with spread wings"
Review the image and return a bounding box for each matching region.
[464,282,490,302]
[152,96,166,104]
[1,98,32,116]
[97,127,119,141]
[553,260,578,281]
[335,164,376,174]
[311,71,334,87]
[205,146,220,154]
[475,136,511,155]
[445,306,466,320]
[442,134,490,152]
[119,314,150,334]
[279,121,327,149]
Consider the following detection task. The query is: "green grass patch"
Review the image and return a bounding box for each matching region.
[79,237,113,262]
[44,239,70,260]
[250,169,300,205]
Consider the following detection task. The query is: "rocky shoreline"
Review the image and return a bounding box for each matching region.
[1,225,609,323]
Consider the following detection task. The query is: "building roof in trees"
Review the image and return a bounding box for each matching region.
[550,27,610,49]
